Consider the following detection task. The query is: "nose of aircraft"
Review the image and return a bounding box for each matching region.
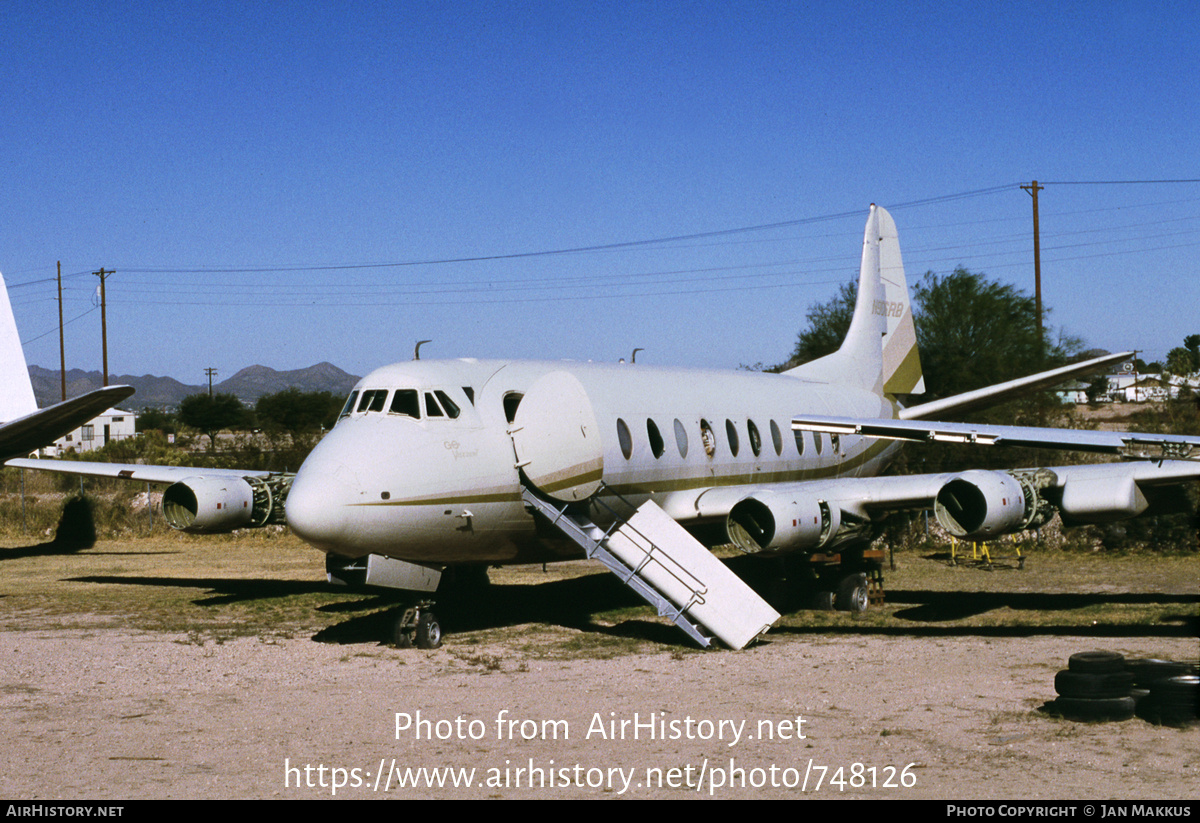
[285,432,362,552]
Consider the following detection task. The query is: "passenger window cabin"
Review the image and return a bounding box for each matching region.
[647,418,665,459]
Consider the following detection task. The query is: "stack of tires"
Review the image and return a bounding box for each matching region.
[1049,651,1199,726]
[1127,658,1198,727]
[1050,651,1136,721]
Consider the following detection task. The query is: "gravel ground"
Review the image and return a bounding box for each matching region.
[2,627,1195,799]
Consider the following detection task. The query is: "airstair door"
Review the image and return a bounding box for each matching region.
[510,371,604,502]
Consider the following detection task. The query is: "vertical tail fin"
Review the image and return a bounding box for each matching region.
[0,272,39,422]
[785,205,924,396]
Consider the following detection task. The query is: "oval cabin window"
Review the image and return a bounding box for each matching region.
[674,419,688,458]
[647,419,665,459]
[617,418,633,460]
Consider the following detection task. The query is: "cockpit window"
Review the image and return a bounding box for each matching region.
[390,389,420,418]
[338,391,359,420]
[358,389,388,413]
[425,392,444,417]
[435,391,460,419]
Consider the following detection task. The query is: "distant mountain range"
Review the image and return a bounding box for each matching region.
[29,362,362,409]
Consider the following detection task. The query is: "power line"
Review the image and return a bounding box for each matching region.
[1040,179,1200,185]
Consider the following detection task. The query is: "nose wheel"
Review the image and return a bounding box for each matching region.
[390,602,443,649]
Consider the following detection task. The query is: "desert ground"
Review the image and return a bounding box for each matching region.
[0,529,1195,800]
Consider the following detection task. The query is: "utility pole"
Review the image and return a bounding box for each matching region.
[57,262,66,401]
[1020,181,1044,365]
[93,268,112,386]
[205,367,218,396]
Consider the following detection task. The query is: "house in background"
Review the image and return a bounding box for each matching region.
[47,407,138,455]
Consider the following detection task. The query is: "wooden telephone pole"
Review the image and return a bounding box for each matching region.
[57,262,66,401]
[1020,181,1044,365]
[93,268,112,386]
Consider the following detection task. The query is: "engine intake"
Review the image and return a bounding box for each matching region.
[934,470,1046,539]
[726,491,839,553]
[162,474,291,533]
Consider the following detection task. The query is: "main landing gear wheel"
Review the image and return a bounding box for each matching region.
[835,573,870,613]
[390,603,442,650]
[415,611,443,649]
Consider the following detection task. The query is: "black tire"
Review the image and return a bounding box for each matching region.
[1125,658,1191,688]
[1051,696,1136,721]
[1054,669,1134,699]
[1068,651,1125,674]
[1150,675,1198,709]
[835,573,869,613]
[390,614,413,648]
[415,611,443,650]
[810,590,836,611]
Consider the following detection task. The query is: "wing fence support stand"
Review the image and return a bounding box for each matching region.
[949,537,1025,571]
[520,484,779,650]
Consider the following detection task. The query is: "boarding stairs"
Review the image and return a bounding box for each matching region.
[520,485,779,649]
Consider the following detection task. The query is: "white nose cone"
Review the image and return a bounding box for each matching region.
[285,434,362,552]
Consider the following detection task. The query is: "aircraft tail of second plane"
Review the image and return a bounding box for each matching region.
[784,205,925,399]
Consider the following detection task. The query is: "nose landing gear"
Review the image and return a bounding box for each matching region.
[391,602,443,649]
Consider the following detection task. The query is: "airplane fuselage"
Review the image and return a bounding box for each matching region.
[285,358,899,565]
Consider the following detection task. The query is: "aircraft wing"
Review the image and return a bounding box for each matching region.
[5,457,273,484]
[898,351,1131,420]
[6,456,284,533]
[709,458,1200,554]
[0,385,136,461]
[792,415,1200,461]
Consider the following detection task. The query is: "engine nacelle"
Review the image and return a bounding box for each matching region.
[726,491,840,553]
[934,469,1039,539]
[1059,473,1149,524]
[162,475,290,533]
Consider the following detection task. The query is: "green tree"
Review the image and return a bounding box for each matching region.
[784,267,1078,399]
[135,407,176,434]
[1164,347,1195,377]
[1185,334,1200,371]
[179,393,247,450]
[913,268,1078,401]
[255,388,342,438]
[1084,374,1110,404]
[782,280,857,369]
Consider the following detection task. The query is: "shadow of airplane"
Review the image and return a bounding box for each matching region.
[67,564,1198,648]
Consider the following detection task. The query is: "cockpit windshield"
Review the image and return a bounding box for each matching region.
[338,386,462,424]
[390,389,420,418]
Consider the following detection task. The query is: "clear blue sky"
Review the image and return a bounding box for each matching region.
[2,1,1197,385]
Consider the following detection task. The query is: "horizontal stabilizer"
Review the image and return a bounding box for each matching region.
[792,415,1200,461]
[899,351,1131,421]
[0,386,136,461]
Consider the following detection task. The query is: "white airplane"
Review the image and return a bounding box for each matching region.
[10,206,1199,649]
[0,272,133,461]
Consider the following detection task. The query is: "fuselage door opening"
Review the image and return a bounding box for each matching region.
[509,370,604,502]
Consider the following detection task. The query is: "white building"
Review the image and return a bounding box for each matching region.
[49,407,138,455]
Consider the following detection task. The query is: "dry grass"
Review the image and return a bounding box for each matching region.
[1,529,1194,655]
